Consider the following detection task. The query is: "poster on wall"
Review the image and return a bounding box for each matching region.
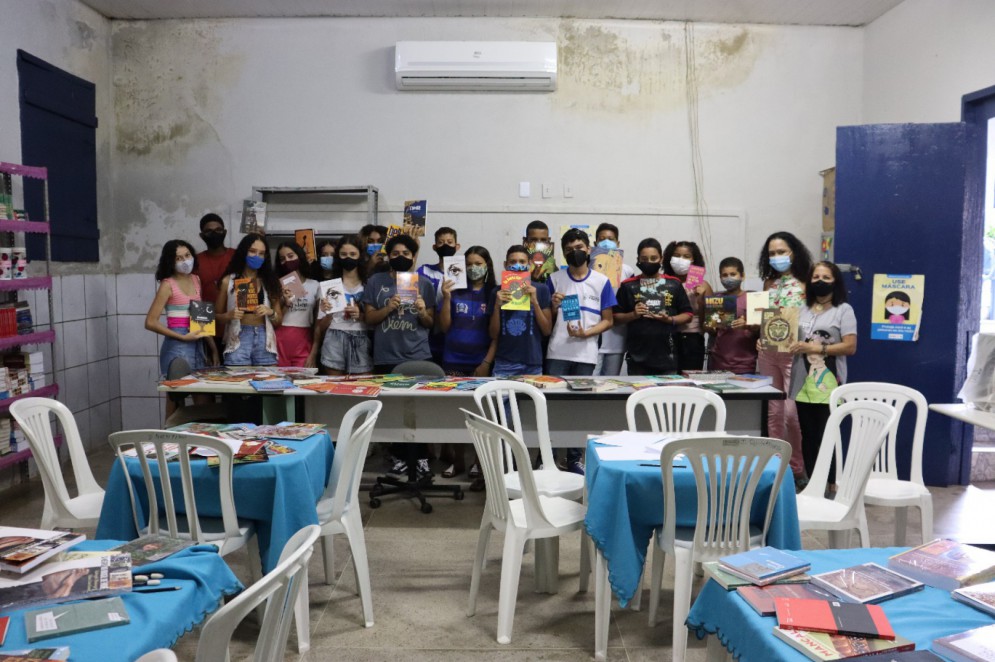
[871,274,925,342]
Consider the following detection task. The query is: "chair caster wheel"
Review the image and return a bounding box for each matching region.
[369,498,381,508]
[455,489,465,501]
[420,502,433,514]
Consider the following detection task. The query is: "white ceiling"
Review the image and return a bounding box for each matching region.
[78,0,905,27]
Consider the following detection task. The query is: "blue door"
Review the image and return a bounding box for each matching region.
[835,123,983,486]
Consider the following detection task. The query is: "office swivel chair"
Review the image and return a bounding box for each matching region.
[368,360,464,513]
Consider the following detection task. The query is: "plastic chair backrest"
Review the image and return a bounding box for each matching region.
[10,397,102,526]
[625,386,727,434]
[392,360,446,378]
[830,382,928,486]
[473,380,555,475]
[801,400,898,511]
[108,430,242,546]
[134,649,178,662]
[321,400,382,520]
[195,524,321,662]
[462,408,554,531]
[659,436,791,560]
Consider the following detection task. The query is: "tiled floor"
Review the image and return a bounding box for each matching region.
[3,447,994,661]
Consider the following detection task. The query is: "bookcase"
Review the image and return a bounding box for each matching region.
[0,161,60,471]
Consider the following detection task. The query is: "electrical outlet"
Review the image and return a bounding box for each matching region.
[519,182,530,198]
[542,183,553,199]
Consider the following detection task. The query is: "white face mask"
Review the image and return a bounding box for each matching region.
[175,258,194,275]
[886,305,908,316]
[670,256,691,276]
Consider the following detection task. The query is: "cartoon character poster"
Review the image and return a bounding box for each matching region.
[589,247,623,289]
[871,274,925,342]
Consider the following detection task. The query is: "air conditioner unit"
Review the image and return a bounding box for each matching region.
[395,41,557,92]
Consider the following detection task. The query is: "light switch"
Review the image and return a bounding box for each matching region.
[563,184,574,198]
[542,183,553,199]
[519,182,531,198]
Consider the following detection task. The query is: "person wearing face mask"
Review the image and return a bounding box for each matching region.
[360,224,389,273]
[592,223,636,377]
[614,238,693,375]
[146,239,218,418]
[216,233,283,366]
[757,231,814,489]
[316,239,337,280]
[274,241,320,367]
[316,234,371,376]
[787,261,857,488]
[662,240,713,371]
[707,257,759,374]
[194,213,236,355]
[418,227,460,365]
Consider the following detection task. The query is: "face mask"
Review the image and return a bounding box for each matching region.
[435,244,457,258]
[508,263,529,272]
[367,243,382,256]
[246,254,265,270]
[670,257,691,276]
[200,230,226,249]
[721,277,742,291]
[566,249,589,268]
[389,255,413,272]
[320,256,334,271]
[809,280,834,297]
[279,258,300,276]
[597,239,618,250]
[769,255,792,273]
[175,258,194,275]
[338,256,359,272]
[637,261,661,276]
[467,264,488,282]
[886,305,908,315]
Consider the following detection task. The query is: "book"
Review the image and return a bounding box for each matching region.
[746,291,771,326]
[454,379,490,391]
[0,615,7,645]
[208,440,269,466]
[110,534,196,567]
[933,623,995,662]
[443,255,467,289]
[402,199,427,237]
[0,648,71,661]
[811,563,924,604]
[233,277,258,312]
[383,225,403,252]
[737,583,836,616]
[681,370,735,383]
[251,423,325,441]
[760,307,800,352]
[240,199,266,234]
[26,596,130,643]
[524,375,567,390]
[526,240,556,281]
[500,271,531,311]
[188,300,215,336]
[703,561,811,590]
[560,294,581,331]
[418,381,459,392]
[718,546,810,585]
[726,374,774,389]
[590,246,624,289]
[702,383,745,394]
[685,264,706,291]
[888,539,995,590]
[396,272,418,305]
[318,278,346,314]
[0,527,85,574]
[772,627,915,661]
[953,581,995,617]
[0,552,132,611]
[639,278,675,315]
[775,598,895,640]
[249,379,294,392]
[279,272,306,301]
[704,295,739,329]
[294,228,316,263]
[566,378,595,391]
[851,653,943,661]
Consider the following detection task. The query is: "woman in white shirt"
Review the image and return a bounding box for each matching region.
[316,234,371,375]
[275,241,320,367]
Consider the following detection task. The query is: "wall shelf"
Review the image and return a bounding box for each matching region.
[0,384,59,414]
[0,220,50,234]
[0,331,56,350]
[0,434,62,471]
[0,277,51,291]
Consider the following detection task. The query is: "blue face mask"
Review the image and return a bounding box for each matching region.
[246,254,265,270]
[320,256,334,271]
[597,239,618,250]
[509,263,529,272]
[770,255,792,273]
[367,243,382,256]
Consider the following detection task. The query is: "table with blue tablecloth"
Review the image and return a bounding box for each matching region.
[687,547,995,661]
[0,541,242,661]
[96,431,334,573]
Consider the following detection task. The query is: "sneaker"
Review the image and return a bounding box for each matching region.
[567,460,585,476]
[388,458,408,476]
[411,458,432,482]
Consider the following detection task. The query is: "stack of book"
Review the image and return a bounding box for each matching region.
[0,417,10,455]
[3,351,45,390]
[888,539,995,590]
[933,623,995,661]
[0,527,85,575]
[718,547,811,586]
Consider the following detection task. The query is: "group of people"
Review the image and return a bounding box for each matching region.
[146,214,856,491]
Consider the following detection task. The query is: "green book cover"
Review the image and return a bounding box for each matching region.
[26,596,130,642]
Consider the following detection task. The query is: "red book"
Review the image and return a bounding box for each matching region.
[775,598,896,640]
[0,615,8,645]
[737,583,835,617]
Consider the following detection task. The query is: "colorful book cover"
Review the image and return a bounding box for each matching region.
[719,546,810,584]
[26,597,130,643]
[396,272,418,304]
[560,294,581,331]
[110,535,196,567]
[418,381,459,392]
[760,307,800,352]
[233,277,258,312]
[249,379,295,392]
[772,627,915,661]
[240,199,266,234]
[726,374,774,389]
[322,383,382,397]
[0,528,85,574]
[888,539,995,590]
[524,375,567,389]
[639,278,674,315]
[526,240,556,281]
[501,271,530,311]
[685,264,706,291]
[443,255,467,289]
[933,623,995,662]
[380,378,421,390]
[294,228,316,263]
[319,278,346,314]
[705,295,738,329]
[737,583,836,616]
[279,272,306,302]
[403,199,427,237]
[811,563,924,604]
[454,379,490,391]
[381,225,403,254]
[188,300,216,336]
[265,441,296,455]
[0,553,132,611]
[566,378,596,391]
[703,562,811,590]
[253,423,326,440]
[953,581,995,617]
[746,291,771,326]
[775,598,895,640]
[590,246,624,289]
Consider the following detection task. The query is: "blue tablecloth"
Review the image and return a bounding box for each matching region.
[0,540,242,661]
[96,432,334,572]
[687,547,995,661]
[584,439,801,607]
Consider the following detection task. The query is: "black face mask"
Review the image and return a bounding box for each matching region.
[435,245,457,258]
[809,280,834,298]
[637,261,661,276]
[566,249,589,268]
[390,255,414,273]
[338,257,359,272]
[201,230,226,249]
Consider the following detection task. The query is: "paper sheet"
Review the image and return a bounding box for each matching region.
[592,431,670,447]
[595,446,662,462]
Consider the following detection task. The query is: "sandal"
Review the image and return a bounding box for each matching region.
[441,464,457,479]
[468,463,482,479]
[469,477,486,492]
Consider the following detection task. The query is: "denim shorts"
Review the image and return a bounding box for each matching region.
[320,329,372,374]
[159,332,206,377]
[224,324,277,366]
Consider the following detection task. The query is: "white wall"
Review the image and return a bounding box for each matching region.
[864,0,995,123]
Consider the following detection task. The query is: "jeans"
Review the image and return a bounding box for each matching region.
[545,359,596,376]
[224,325,277,366]
[597,353,625,376]
[493,359,542,378]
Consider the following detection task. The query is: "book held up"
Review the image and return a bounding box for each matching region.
[501,271,530,311]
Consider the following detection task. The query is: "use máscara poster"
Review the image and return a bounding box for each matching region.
[871,274,924,342]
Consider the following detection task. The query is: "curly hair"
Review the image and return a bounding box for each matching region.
[227,233,281,305]
[155,240,198,282]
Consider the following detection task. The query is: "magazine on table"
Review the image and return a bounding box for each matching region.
[0,552,132,611]
[0,528,85,575]
[110,535,196,567]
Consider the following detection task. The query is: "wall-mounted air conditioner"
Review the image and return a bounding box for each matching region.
[394,41,557,92]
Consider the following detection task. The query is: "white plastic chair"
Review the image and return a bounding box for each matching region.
[831,382,932,545]
[10,398,105,529]
[134,649,178,662]
[195,524,321,662]
[796,401,899,548]
[625,386,727,434]
[315,400,382,629]
[647,436,791,662]
[463,409,587,645]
